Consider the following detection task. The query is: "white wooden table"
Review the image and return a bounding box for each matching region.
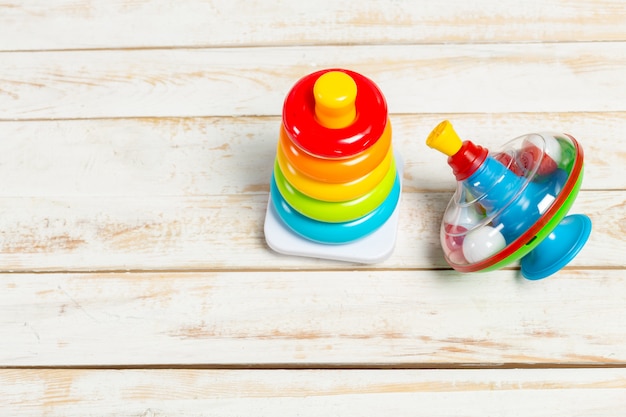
[1,1,625,415]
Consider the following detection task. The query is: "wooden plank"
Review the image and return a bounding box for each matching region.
[0,269,624,366]
[1,369,625,416]
[0,114,621,272]
[0,191,621,271]
[1,42,625,119]
[1,0,625,51]
[0,113,623,196]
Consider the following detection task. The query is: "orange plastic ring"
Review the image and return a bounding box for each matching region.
[279,119,392,184]
[276,141,393,202]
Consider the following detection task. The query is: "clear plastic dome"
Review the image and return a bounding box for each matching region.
[440,132,581,271]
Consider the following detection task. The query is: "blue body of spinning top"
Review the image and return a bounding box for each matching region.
[464,154,568,243]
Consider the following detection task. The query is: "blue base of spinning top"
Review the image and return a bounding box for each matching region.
[521,214,592,280]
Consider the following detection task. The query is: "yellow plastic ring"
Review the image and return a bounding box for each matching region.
[273,157,397,223]
[279,120,392,184]
[276,141,393,202]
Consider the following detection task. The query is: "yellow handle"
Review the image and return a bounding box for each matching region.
[313,71,357,129]
[426,120,463,156]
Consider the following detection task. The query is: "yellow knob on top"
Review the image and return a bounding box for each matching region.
[313,71,358,129]
[426,120,463,156]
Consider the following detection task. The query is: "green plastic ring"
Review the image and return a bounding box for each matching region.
[273,157,397,223]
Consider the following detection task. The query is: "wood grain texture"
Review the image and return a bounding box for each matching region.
[1,369,625,416]
[0,113,623,196]
[0,114,621,271]
[0,191,621,271]
[1,42,625,119]
[1,270,624,366]
[1,0,625,51]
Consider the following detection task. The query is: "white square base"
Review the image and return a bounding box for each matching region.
[264,199,400,264]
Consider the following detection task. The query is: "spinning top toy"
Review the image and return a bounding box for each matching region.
[264,69,402,263]
[426,120,591,280]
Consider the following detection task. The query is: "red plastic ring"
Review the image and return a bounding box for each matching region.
[282,68,388,159]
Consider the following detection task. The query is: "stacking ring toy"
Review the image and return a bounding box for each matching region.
[270,174,401,244]
[283,68,388,158]
[265,68,402,264]
[273,158,397,223]
[276,141,393,202]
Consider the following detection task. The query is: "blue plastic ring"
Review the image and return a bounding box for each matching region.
[270,172,401,244]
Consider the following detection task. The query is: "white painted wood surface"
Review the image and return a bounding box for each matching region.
[1,269,625,366]
[2,369,625,417]
[2,43,625,119]
[1,0,625,50]
[0,0,624,414]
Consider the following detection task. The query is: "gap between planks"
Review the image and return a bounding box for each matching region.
[2,363,626,371]
[3,39,625,54]
[1,110,624,123]
[0,265,623,275]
